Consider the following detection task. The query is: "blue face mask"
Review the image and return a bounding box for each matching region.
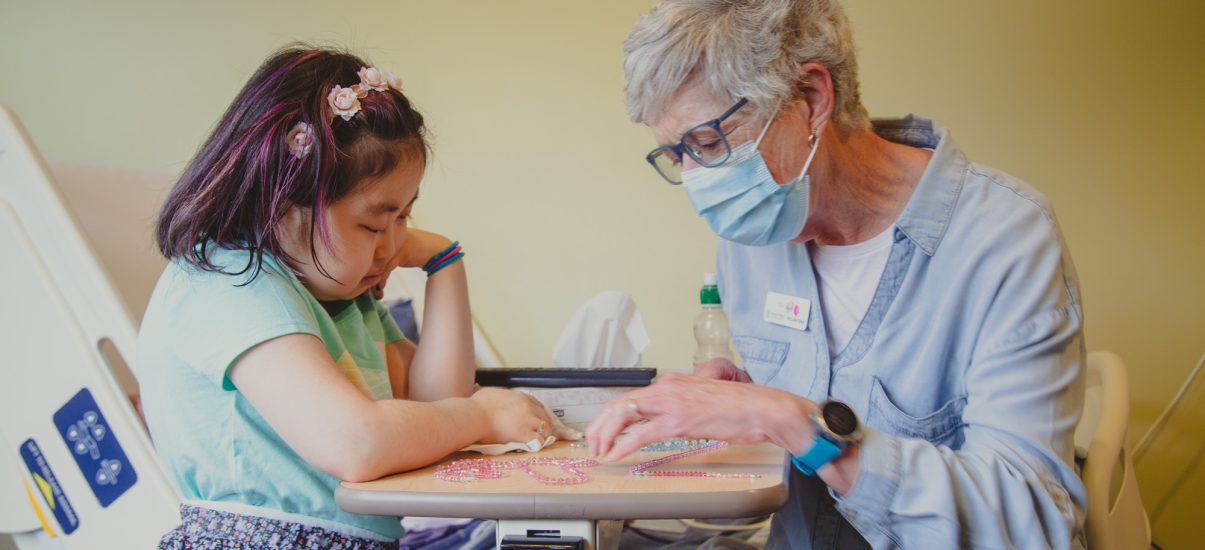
[681,116,820,246]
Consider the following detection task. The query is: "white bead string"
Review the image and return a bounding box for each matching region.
[629,441,760,479]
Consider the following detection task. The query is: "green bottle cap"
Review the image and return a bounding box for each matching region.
[700,273,721,305]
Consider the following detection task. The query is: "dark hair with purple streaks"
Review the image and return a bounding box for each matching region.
[156,45,428,282]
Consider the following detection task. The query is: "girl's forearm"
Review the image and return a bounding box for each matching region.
[341,396,487,482]
[407,261,476,401]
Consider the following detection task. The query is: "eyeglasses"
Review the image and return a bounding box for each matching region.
[646,97,748,185]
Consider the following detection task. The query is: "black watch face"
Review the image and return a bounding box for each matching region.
[822,401,858,437]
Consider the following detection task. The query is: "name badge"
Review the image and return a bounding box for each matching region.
[764,292,810,331]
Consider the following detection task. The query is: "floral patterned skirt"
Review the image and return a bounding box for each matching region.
[159,504,399,550]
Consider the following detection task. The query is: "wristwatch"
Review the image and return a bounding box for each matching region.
[791,399,862,476]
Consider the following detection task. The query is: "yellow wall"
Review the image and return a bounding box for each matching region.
[2,1,1201,545]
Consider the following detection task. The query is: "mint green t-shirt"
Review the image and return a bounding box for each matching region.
[137,247,406,539]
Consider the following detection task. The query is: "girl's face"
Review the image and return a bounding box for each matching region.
[281,159,422,301]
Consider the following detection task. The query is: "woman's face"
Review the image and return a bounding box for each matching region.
[650,84,814,185]
[280,159,422,301]
[649,85,763,172]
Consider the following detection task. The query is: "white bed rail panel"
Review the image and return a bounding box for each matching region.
[0,103,179,548]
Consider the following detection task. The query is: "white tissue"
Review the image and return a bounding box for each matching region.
[553,291,650,369]
[462,436,556,456]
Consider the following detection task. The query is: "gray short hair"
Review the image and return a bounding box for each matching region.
[624,0,870,130]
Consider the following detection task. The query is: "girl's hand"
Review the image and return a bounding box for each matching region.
[585,372,815,462]
[392,228,453,270]
[371,228,454,298]
[469,387,553,444]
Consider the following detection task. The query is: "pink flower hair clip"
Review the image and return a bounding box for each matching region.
[287,122,314,158]
[327,66,404,121]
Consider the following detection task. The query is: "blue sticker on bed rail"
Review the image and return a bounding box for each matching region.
[20,438,80,534]
[52,388,137,507]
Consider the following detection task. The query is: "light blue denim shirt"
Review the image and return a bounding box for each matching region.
[716,116,1087,549]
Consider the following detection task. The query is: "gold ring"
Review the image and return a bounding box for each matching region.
[626,398,646,420]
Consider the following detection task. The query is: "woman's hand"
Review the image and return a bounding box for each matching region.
[372,228,453,298]
[586,372,816,462]
[469,387,553,445]
[692,357,752,382]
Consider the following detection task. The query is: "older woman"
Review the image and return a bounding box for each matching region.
[586,1,1086,548]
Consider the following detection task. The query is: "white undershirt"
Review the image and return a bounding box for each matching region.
[809,225,895,357]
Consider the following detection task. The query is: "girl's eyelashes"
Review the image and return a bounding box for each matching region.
[362,213,408,235]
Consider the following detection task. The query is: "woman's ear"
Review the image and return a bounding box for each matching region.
[796,62,835,137]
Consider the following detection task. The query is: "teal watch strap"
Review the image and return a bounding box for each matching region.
[791,437,842,476]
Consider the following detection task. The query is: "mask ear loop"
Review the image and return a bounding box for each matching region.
[752,108,777,148]
[797,130,822,180]
[755,99,821,180]
[724,104,778,167]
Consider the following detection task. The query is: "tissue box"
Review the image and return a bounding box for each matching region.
[517,387,635,432]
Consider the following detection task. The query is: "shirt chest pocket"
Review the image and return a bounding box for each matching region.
[866,377,967,447]
[732,335,790,386]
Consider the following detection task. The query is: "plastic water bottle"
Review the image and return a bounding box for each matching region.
[693,273,735,364]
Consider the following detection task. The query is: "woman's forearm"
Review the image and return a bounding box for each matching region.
[758,390,861,494]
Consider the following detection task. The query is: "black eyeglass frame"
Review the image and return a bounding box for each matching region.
[645,97,749,185]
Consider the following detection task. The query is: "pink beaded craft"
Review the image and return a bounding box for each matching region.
[629,441,760,478]
[435,442,758,485]
[435,457,600,485]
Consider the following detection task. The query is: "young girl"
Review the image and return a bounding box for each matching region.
[138,46,550,549]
